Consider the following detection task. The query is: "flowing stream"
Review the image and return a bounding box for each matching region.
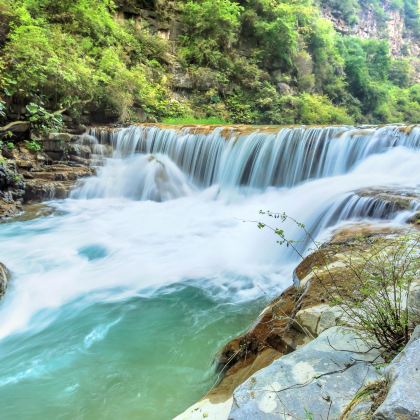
[0,125,419,419]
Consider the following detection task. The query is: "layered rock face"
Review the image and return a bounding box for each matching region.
[321,0,419,59]
[0,133,96,218]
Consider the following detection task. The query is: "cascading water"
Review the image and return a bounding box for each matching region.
[0,124,419,420]
[88,124,420,188]
[73,153,193,201]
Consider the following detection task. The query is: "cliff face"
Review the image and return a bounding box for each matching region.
[113,0,420,88]
[114,1,419,58]
[321,1,419,58]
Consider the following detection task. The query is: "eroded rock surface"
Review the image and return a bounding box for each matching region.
[373,326,420,419]
[0,133,96,218]
[229,327,381,419]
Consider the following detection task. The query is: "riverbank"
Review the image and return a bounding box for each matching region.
[178,222,420,419]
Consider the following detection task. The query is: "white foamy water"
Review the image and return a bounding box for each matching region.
[0,124,419,419]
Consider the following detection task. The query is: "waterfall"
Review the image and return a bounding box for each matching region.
[1,123,419,420]
[304,189,420,245]
[74,123,420,254]
[87,124,420,189]
[73,153,193,201]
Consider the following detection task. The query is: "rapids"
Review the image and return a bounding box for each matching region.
[0,124,419,419]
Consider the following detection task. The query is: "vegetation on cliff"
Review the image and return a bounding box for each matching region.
[0,0,419,127]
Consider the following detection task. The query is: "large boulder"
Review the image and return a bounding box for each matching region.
[229,327,381,420]
[373,326,420,419]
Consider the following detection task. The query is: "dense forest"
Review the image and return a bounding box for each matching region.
[0,0,419,127]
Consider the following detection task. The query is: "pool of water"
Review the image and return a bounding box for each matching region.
[0,124,418,419]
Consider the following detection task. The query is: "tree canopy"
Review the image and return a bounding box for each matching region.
[0,0,419,126]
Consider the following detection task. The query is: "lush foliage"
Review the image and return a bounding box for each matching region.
[24,139,42,152]
[0,0,419,126]
[178,0,419,124]
[25,103,63,135]
[0,0,185,125]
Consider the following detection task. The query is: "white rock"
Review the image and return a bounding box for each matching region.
[174,397,233,420]
[295,304,344,337]
[229,327,381,420]
[373,326,420,419]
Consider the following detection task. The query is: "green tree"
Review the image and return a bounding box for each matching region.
[180,0,243,67]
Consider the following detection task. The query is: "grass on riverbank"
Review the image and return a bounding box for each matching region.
[161,117,231,125]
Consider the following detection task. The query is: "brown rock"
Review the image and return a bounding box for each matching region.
[0,121,30,134]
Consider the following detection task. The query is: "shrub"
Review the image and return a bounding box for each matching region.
[25,103,63,134]
[388,59,413,88]
[2,23,97,112]
[297,93,353,125]
[24,139,42,152]
[257,211,420,359]
[326,234,420,357]
[180,0,243,67]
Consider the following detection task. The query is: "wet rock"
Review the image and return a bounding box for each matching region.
[0,262,9,297]
[68,144,92,159]
[1,133,95,217]
[354,187,420,215]
[0,198,21,218]
[24,165,92,202]
[8,203,57,222]
[15,159,34,170]
[373,326,420,419]
[229,327,381,419]
[40,132,73,160]
[69,124,88,135]
[407,211,420,227]
[0,161,25,217]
